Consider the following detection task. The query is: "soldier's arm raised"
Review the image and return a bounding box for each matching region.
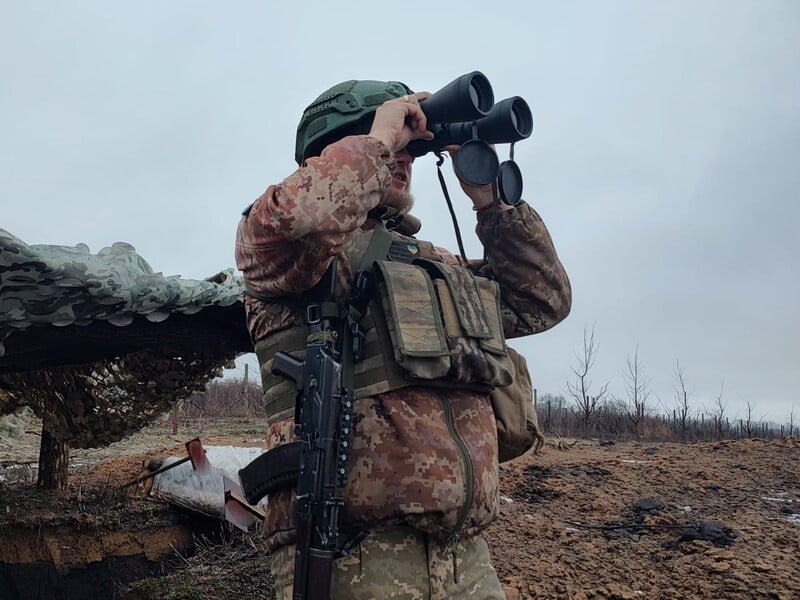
[472,202,572,338]
[236,136,394,297]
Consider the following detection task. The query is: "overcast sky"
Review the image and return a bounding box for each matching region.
[3,2,798,424]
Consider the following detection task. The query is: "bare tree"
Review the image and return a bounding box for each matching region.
[742,401,759,438]
[672,360,693,442]
[711,380,728,441]
[623,345,651,441]
[597,395,628,438]
[789,405,797,438]
[566,324,609,438]
[538,392,566,435]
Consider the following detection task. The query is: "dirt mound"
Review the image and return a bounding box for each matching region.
[0,474,198,599]
[0,423,265,599]
[2,421,798,599]
[488,438,800,600]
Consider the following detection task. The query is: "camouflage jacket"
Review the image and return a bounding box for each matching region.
[235,135,571,550]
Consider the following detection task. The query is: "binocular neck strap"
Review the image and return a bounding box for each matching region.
[435,152,468,264]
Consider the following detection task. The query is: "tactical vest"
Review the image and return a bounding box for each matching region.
[253,226,515,420]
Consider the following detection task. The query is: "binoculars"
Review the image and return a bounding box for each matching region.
[406,71,533,205]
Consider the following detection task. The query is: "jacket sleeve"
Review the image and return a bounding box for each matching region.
[471,202,572,338]
[235,136,395,297]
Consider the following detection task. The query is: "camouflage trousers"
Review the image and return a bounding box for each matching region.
[271,525,506,599]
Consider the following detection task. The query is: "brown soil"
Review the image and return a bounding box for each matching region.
[489,438,799,600]
[0,417,269,599]
[2,420,798,599]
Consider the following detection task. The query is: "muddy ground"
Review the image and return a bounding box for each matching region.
[1,418,798,599]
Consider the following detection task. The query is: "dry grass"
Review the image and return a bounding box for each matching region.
[118,524,276,600]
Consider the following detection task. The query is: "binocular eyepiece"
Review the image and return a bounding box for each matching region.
[406,71,533,205]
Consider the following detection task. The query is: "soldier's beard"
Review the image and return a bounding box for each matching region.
[381,187,415,215]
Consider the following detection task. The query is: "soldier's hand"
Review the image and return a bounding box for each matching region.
[369,92,434,154]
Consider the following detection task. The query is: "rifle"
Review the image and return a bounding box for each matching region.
[238,227,389,599]
[270,259,364,600]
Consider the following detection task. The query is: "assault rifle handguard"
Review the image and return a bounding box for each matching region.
[239,227,391,600]
[273,260,360,600]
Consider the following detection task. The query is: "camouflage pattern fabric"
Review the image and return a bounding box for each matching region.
[0,229,242,340]
[271,526,506,600]
[471,205,572,338]
[236,134,570,585]
[261,385,500,549]
[237,135,395,302]
[0,350,232,448]
[0,229,249,446]
[237,136,571,344]
[491,347,543,462]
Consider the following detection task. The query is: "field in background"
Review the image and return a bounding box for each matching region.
[2,393,799,599]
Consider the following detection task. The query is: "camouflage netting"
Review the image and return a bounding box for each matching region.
[0,228,243,340]
[0,351,235,447]
[0,228,253,446]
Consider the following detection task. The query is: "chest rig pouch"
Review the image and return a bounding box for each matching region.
[255,225,515,419]
[372,248,514,388]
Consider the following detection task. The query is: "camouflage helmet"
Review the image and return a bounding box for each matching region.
[295,79,413,165]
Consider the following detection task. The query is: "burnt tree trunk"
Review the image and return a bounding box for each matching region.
[37,413,69,490]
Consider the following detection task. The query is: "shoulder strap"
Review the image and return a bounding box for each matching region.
[357,221,393,271]
[345,221,394,379]
[348,221,393,323]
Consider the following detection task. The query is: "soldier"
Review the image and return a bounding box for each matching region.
[236,79,571,599]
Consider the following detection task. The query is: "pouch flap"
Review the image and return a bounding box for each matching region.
[474,277,508,356]
[375,260,448,358]
[417,260,491,339]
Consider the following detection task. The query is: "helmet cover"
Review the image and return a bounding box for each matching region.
[295,79,413,165]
